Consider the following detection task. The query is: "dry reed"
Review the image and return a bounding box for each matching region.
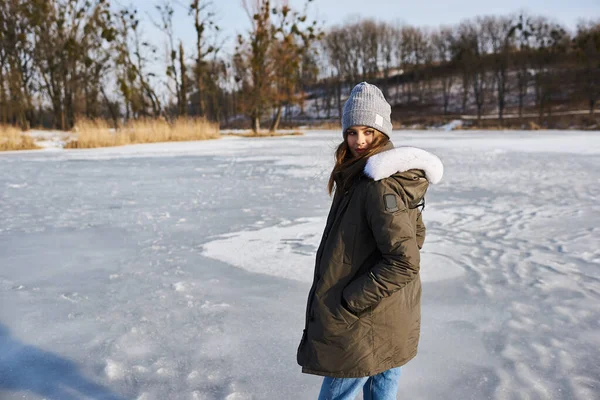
[67,117,220,148]
[308,121,341,130]
[0,125,39,151]
[225,130,304,137]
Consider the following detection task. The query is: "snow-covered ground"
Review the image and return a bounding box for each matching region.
[26,129,74,149]
[1,130,599,400]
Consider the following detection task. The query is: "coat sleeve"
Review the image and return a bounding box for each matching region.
[416,211,426,249]
[342,179,421,313]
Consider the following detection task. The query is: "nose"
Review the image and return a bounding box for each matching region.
[357,132,367,145]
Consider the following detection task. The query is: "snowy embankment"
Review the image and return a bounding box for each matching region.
[26,130,74,149]
[1,130,599,399]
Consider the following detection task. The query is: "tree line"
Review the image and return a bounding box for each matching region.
[1,0,598,132]
[0,0,227,130]
[0,0,320,132]
[318,15,600,125]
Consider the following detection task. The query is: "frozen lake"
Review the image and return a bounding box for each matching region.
[1,130,599,399]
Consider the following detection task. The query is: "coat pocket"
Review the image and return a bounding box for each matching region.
[338,302,360,326]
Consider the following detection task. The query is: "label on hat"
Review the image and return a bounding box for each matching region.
[375,114,384,127]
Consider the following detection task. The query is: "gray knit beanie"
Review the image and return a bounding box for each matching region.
[342,82,392,137]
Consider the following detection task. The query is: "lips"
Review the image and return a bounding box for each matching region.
[355,148,366,153]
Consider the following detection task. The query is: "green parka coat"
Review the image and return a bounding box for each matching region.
[297,144,443,378]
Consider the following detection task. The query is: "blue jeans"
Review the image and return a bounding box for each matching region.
[317,367,401,400]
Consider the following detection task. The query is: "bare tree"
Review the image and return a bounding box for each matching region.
[460,19,493,121]
[485,15,517,124]
[529,16,568,120]
[359,19,380,81]
[155,1,183,116]
[297,46,320,116]
[378,23,398,99]
[189,0,219,117]
[431,27,455,114]
[573,20,600,114]
[28,0,117,129]
[420,29,435,104]
[178,40,188,116]
[399,26,416,103]
[324,27,346,117]
[235,0,274,132]
[0,0,34,128]
[268,2,320,131]
[512,14,536,120]
[114,6,161,120]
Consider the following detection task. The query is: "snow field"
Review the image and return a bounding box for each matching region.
[1,130,599,399]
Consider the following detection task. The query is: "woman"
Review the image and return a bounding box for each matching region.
[297,82,444,400]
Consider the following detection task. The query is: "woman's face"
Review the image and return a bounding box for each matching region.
[346,126,378,158]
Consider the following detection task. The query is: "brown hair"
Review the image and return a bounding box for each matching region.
[327,130,390,195]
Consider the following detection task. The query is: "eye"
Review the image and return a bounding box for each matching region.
[365,130,374,135]
[346,130,356,136]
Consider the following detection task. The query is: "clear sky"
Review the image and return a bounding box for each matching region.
[122,0,600,59]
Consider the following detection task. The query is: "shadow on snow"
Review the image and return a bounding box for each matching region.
[0,322,124,400]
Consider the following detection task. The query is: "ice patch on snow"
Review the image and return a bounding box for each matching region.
[104,359,125,380]
[202,216,464,283]
[202,217,322,282]
[225,393,252,400]
[6,182,28,188]
[200,301,231,310]
[172,282,188,292]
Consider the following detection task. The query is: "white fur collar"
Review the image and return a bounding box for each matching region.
[364,146,444,184]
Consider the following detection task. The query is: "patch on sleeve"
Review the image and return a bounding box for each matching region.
[383,194,399,212]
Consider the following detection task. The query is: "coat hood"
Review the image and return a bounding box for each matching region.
[364,146,444,184]
[364,146,444,208]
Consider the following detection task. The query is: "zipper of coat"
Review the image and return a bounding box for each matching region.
[304,230,327,328]
[304,188,352,330]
